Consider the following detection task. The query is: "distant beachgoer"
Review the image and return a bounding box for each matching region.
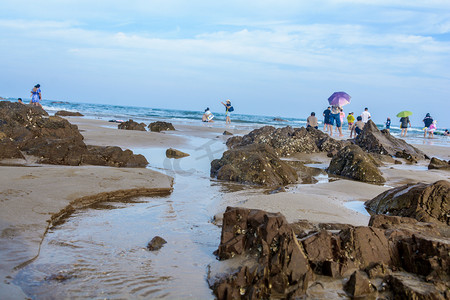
[30,84,42,108]
[202,107,214,123]
[221,99,233,124]
[307,112,318,129]
[17,98,24,104]
[347,112,355,137]
[323,106,331,132]
[385,117,391,133]
[422,113,434,138]
[360,107,371,123]
[329,105,343,137]
[428,121,437,138]
[400,116,411,137]
[444,129,449,136]
[351,116,365,136]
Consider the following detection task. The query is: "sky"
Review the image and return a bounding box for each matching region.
[0,1,449,127]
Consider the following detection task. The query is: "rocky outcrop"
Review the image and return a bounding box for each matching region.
[118,119,147,131]
[226,126,348,156]
[212,207,313,299]
[210,144,298,186]
[355,120,428,162]
[211,207,450,299]
[165,148,189,158]
[148,121,175,132]
[327,144,385,184]
[365,180,449,224]
[0,101,148,167]
[147,236,167,251]
[428,157,450,170]
[55,110,84,117]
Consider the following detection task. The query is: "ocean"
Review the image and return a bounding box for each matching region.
[14,98,450,147]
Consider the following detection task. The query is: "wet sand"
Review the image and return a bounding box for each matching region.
[1,117,449,298]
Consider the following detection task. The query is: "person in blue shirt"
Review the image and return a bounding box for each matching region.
[221,99,233,124]
[30,84,43,108]
[385,117,391,133]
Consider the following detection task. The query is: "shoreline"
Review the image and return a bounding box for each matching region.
[1,115,449,298]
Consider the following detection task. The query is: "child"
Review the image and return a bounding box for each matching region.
[428,121,436,138]
[385,117,391,133]
[347,112,355,137]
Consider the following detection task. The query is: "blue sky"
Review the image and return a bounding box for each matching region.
[1,1,449,127]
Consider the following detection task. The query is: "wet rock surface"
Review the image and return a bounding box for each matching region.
[355,120,428,162]
[55,110,84,117]
[0,101,148,167]
[148,121,175,132]
[365,180,450,224]
[210,144,298,186]
[327,144,386,184]
[226,126,348,156]
[165,148,189,158]
[211,207,450,299]
[428,157,450,170]
[147,236,167,251]
[118,119,147,131]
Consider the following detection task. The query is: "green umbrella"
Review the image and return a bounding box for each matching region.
[396,111,413,118]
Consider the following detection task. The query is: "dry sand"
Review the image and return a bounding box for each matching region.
[1,117,449,298]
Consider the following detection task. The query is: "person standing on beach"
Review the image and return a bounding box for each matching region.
[360,107,371,123]
[30,84,42,108]
[423,113,434,138]
[323,106,331,132]
[307,112,318,129]
[347,112,355,137]
[221,99,233,125]
[400,116,411,137]
[385,117,391,134]
[329,105,343,137]
[336,108,345,134]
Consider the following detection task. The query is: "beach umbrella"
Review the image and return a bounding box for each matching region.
[396,111,413,118]
[328,91,351,107]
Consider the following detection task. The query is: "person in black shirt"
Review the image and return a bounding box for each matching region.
[423,113,433,138]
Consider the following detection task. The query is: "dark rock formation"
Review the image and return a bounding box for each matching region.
[211,207,450,299]
[165,148,189,158]
[355,120,428,162]
[327,144,386,184]
[55,110,84,117]
[148,121,175,132]
[225,126,348,156]
[147,236,167,251]
[0,101,148,167]
[118,119,147,131]
[212,207,313,299]
[210,144,298,186]
[365,180,449,224]
[222,130,233,135]
[428,157,450,170]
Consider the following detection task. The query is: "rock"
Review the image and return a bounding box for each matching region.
[388,272,447,300]
[83,145,148,167]
[365,180,450,225]
[148,121,175,132]
[301,230,340,275]
[428,157,450,170]
[212,207,312,299]
[0,140,25,160]
[118,119,147,131]
[225,125,348,156]
[222,130,233,135]
[165,148,189,158]
[147,236,167,251]
[355,120,428,161]
[273,118,287,122]
[210,144,298,186]
[55,110,84,117]
[344,271,374,297]
[394,159,402,164]
[327,144,386,184]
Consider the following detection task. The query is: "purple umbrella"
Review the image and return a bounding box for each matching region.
[328,91,351,107]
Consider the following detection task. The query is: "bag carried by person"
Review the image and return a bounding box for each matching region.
[228,106,234,112]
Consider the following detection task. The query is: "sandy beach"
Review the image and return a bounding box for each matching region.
[1,116,449,298]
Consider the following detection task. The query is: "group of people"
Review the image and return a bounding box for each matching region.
[15,84,43,108]
[201,99,234,124]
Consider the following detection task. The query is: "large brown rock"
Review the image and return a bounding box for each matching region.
[365,180,450,224]
[212,207,312,299]
[327,144,386,184]
[148,121,175,132]
[388,273,448,300]
[55,110,84,117]
[165,148,189,158]
[226,125,348,156]
[355,120,428,161]
[428,157,450,170]
[210,143,298,186]
[118,119,147,131]
[344,270,374,297]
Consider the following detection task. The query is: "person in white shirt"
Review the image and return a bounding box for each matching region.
[361,107,371,123]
